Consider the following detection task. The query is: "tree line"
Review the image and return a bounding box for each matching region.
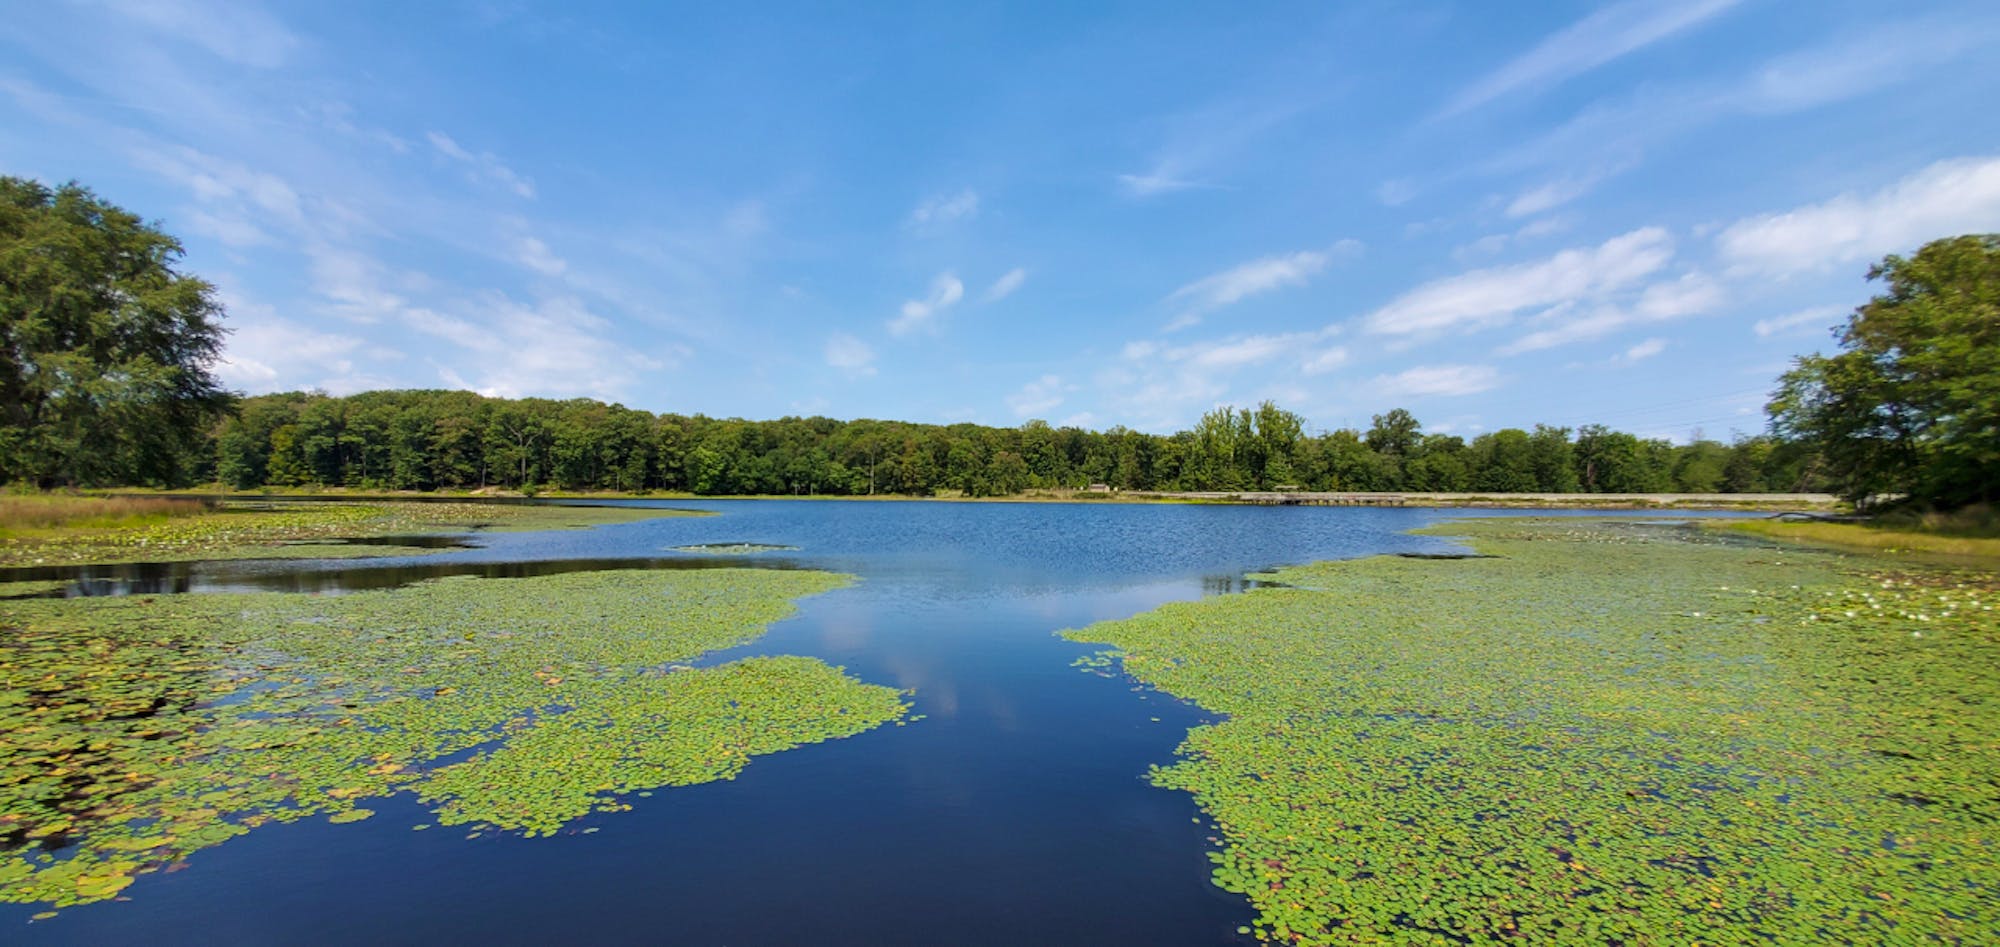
[195,391,1820,497]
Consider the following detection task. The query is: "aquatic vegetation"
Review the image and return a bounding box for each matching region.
[0,581,64,599]
[1067,519,1999,944]
[0,500,699,567]
[0,568,906,908]
[669,543,800,554]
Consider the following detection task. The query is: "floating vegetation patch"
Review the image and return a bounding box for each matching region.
[0,581,65,600]
[0,568,906,909]
[1065,519,1999,945]
[0,500,700,568]
[669,543,800,555]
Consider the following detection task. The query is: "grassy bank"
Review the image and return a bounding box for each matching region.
[1066,519,1996,944]
[0,568,907,910]
[1716,506,2000,568]
[0,497,700,567]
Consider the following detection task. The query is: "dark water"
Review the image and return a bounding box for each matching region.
[4,501,1741,945]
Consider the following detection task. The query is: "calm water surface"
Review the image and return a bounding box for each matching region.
[5,501,1736,945]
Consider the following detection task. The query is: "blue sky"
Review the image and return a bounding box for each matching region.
[4,1,1998,440]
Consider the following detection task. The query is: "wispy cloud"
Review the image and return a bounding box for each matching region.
[1753,304,1845,338]
[1504,160,1633,218]
[427,131,535,198]
[887,271,965,336]
[1007,374,1069,417]
[982,267,1028,303]
[514,236,567,276]
[1166,242,1358,331]
[1301,346,1349,376]
[908,189,979,228]
[1363,228,1674,337]
[1716,154,2000,278]
[1497,271,1720,355]
[1437,0,1742,118]
[825,333,876,377]
[1372,364,1502,398]
[1376,178,1419,207]
[1622,337,1667,361]
[1118,97,1307,198]
[94,0,301,68]
[1103,329,1333,429]
[1480,18,1997,193]
[1117,171,1212,197]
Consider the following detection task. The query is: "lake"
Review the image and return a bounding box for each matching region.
[2,500,1729,945]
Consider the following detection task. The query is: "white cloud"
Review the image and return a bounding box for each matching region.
[1715,155,2000,278]
[1301,346,1349,376]
[1118,172,1206,197]
[1452,216,1575,262]
[1371,364,1502,398]
[824,333,876,377]
[1753,304,1845,338]
[1505,162,1631,218]
[887,272,966,336]
[1007,374,1069,417]
[1498,271,1720,354]
[1438,0,1741,118]
[1741,20,1995,113]
[1102,329,1330,430]
[1118,98,1305,198]
[982,267,1027,303]
[1363,228,1674,336]
[909,190,979,227]
[404,292,664,400]
[1623,337,1667,361]
[214,304,369,393]
[95,0,300,68]
[427,131,536,198]
[186,209,270,247]
[1166,242,1357,330]
[1377,178,1419,206]
[515,236,567,276]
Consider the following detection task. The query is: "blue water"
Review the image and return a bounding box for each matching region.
[4,501,1740,944]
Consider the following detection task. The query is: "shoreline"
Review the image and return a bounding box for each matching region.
[104,485,1843,513]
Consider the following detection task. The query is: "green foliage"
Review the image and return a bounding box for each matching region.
[0,567,906,907]
[1771,234,2000,509]
[0,178,232,487]
[197,390,1805,498]
[1066,521,1998,944]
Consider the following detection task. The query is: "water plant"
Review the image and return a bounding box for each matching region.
[1067,519,1998,944]
[0,500,699,567]
[0,567,905,909]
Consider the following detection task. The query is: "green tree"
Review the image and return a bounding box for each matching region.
[0,178,232,485]
[1771,235,1999,507]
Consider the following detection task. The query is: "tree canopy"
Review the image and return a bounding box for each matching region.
[0,177,231,486]
[198,389,1809,497]
[1770,234,2000,509]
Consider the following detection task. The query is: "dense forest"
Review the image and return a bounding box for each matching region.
[192,390,1823,496]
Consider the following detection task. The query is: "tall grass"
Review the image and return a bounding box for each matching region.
[0,495,216,533]
[1721,505,2000,567]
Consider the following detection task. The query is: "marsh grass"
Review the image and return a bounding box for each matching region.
[0,495,215,536]
[1720,504,2000,567]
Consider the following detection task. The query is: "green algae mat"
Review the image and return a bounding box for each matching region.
[0,568,906,909]
[1067,519,1998,945]
[0,500,699,567]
